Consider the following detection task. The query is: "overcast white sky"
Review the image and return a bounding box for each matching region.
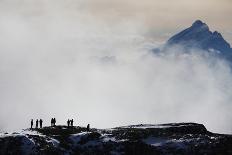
[0,0,232,134]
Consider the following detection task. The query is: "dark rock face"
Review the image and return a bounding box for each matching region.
[0,123,232,155]
[163,20,232,60]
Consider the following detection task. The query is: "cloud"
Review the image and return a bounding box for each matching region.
[0,0,231,134]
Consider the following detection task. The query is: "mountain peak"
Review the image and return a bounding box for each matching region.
[213,31,223,38]
[165,20,232,60]
[192,20,205,27]
[191,20,209,31]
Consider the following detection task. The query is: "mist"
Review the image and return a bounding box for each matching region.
[0,0,232,134]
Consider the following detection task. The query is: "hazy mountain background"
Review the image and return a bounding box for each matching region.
[0,0,232,134]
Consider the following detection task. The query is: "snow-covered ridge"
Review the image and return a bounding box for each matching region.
[1,123,231,155]
[118,122,202,129]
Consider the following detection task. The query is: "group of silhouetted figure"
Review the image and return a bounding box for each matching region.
[31,119,43,129]
[51,118,56,127]
[67,119,74,127]
[30,118,90,131]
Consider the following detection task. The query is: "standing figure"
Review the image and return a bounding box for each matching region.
[87,124,90,131]
[67,119,70,127]
[30,119,33,129]
[36,119,39,128]
[39,119,43,128]
[71,119,73,127]
[54,118,56,126]
[51,118,54,126]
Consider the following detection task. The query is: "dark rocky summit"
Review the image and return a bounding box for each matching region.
[1,123,232,155]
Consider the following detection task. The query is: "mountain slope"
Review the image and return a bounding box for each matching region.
[1,123,232,155]
[161,20,232,60]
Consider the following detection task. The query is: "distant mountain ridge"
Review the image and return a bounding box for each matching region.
[160,20,232,60]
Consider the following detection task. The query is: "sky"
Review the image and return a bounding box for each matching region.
[78,0,232,42]
[0,0,232,133]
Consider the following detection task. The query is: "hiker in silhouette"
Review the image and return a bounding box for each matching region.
[71,119,73,127]
[39,119,43,128]
[36,119,39,128]
[51,118,54,126]
[87,124,90,131]
[67,119,70,127]
[31,119,33,129]
[54,118,56,126]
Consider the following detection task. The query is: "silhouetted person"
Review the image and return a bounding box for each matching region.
[87,124,90,131]
[54,118,56,126]
[39,119,43,128]
[67,119,70,127]
[36,119,39,128]
[51,118,54,126]
[71,119,73,127]
[31,119,33,129]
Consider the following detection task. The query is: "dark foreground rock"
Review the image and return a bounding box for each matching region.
[0,123,232,155]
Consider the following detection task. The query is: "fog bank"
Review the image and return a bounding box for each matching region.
[0,0,232,134]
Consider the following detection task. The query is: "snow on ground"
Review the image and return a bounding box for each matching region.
[143,137,168,147]
[119,124,174,129]
[0,128,61,153]
[20,129,44,136]
[69,131,127,149]
[21,129,60,147]
[99,131,128,143]
[47,138,60,147]
[101,134,117,142]
[143,136,187,149]
[0,132,28,138]
[69,132,89,145]
[0,129,43,138]
[0,132,37,155]
[119,123,197,129]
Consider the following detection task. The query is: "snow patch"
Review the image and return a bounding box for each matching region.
[69,132,89,144]
[143,136,187,149]
[101,134,117,142]
[143,137,168,147]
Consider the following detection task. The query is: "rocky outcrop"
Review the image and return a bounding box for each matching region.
[0,123,232,155]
